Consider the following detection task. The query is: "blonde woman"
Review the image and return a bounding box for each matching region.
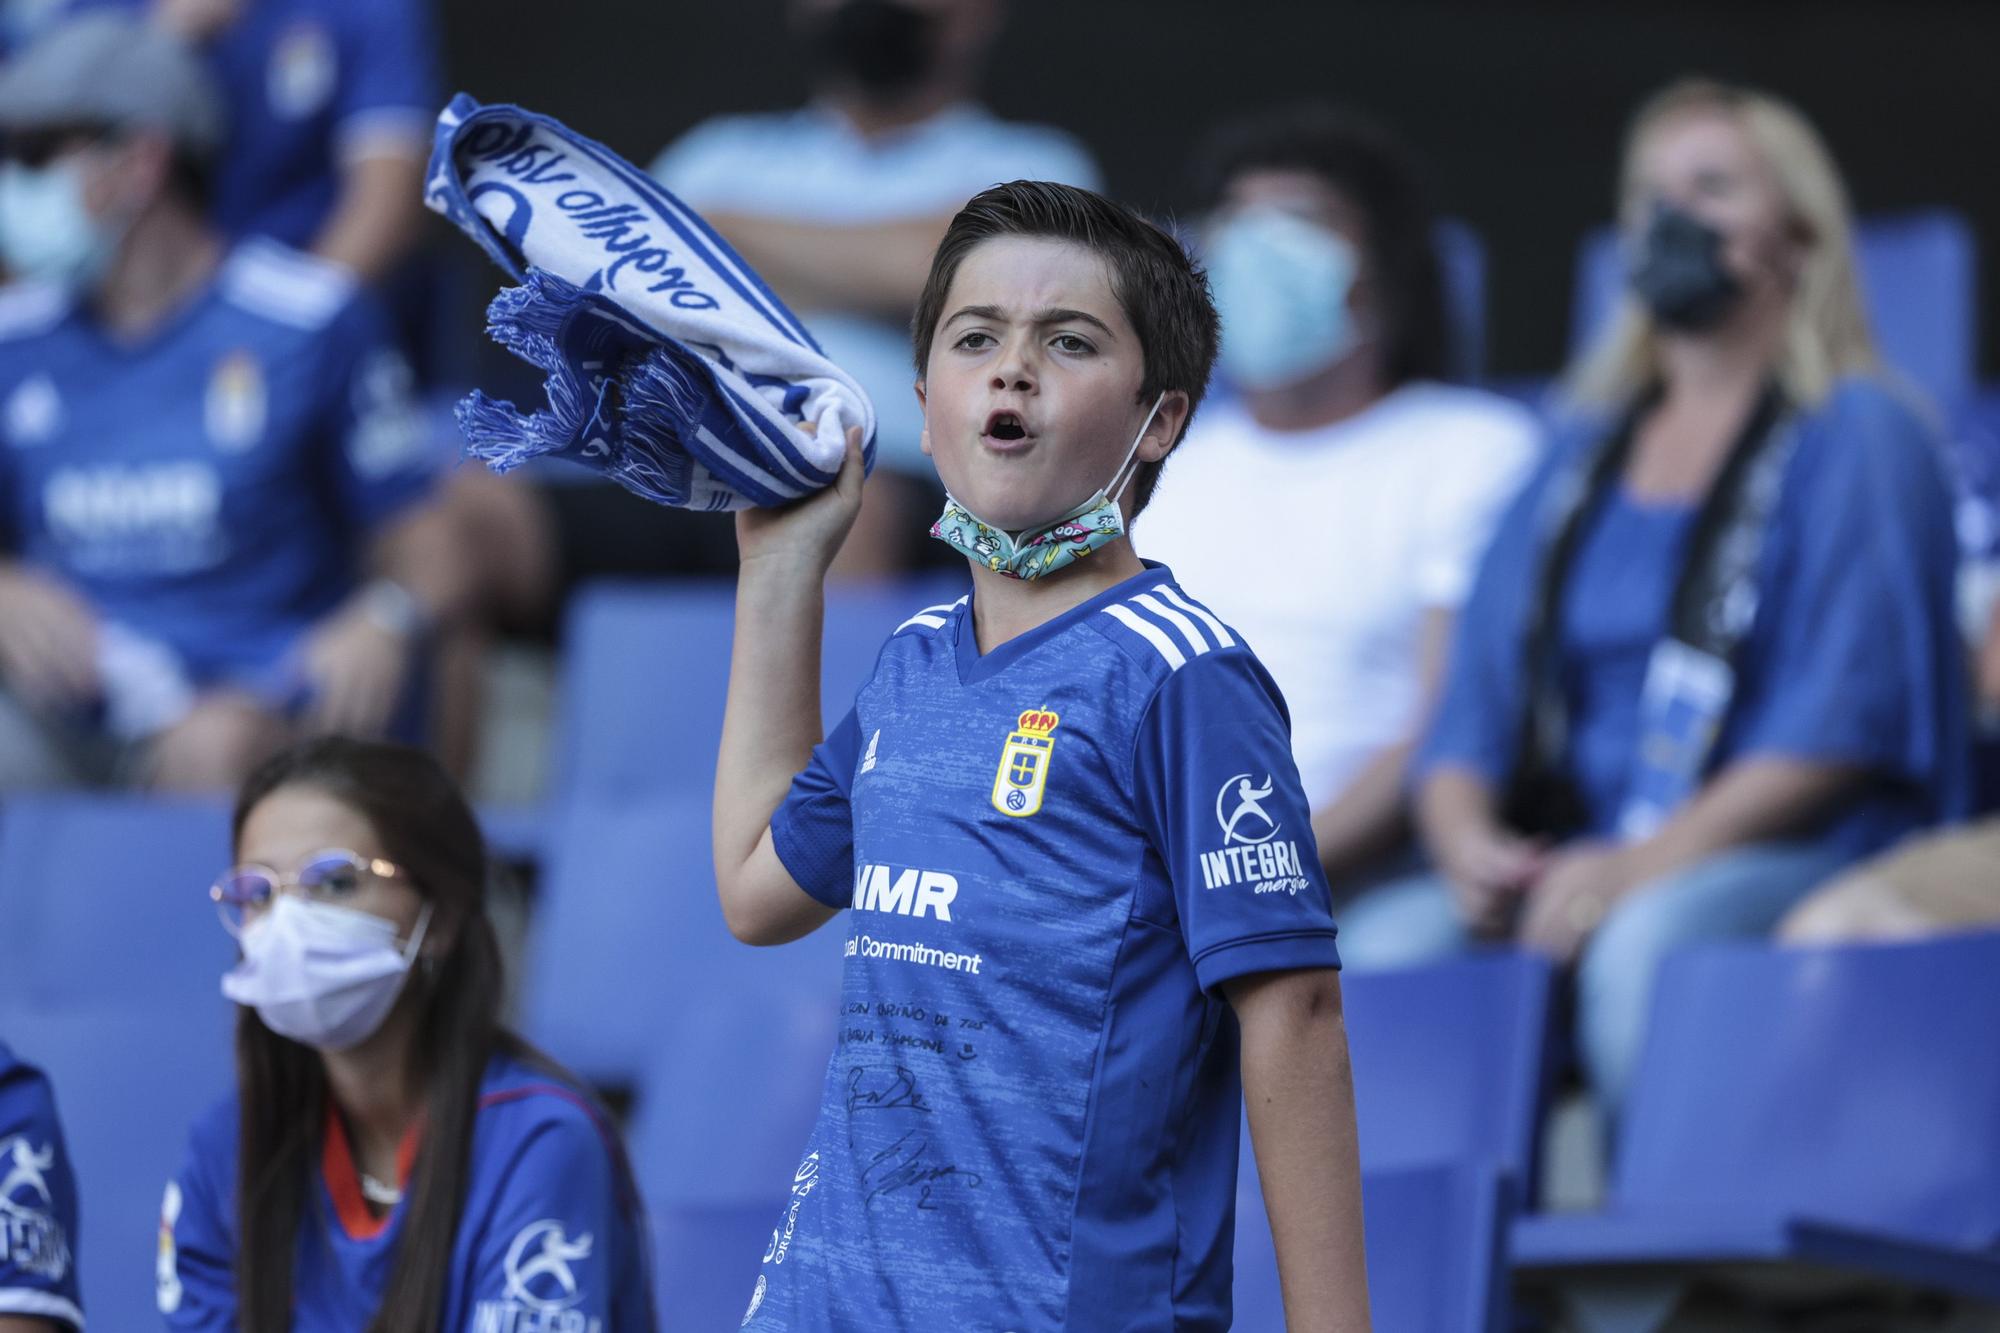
[1336,78,1972,1113]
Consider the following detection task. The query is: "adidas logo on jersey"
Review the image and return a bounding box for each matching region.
[851,864,958,921]
[860,729,881,774]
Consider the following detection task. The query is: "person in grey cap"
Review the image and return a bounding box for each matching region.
[0,12,473,794]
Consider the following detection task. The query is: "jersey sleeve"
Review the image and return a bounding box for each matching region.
[463,1105,629,1329]
[1724,384,1971,810]
[0,1062,82,1330]
[330,0,437,161]
[317,293,440,534]
[1134,652,1342,993]
[769,708,864,909]
[157,1116,237,1330]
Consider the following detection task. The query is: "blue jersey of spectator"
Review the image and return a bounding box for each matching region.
[63,0,436,251]
[0,241,435,709]
[0,1042,82,1331]
[160,1052,651,1331]
[755,569,1340,1330]
[1420,377,1972,856]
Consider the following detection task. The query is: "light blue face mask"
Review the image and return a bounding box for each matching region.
[1206,206,1359,391]
[0,160,120,290]
[931,392,1166,580]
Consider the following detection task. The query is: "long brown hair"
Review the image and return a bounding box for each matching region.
[229,737,647,1333]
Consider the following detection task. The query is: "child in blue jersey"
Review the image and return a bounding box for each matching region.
[0,1043,81,1332]
[713,181,1370,1330]
[160,738,655,1332]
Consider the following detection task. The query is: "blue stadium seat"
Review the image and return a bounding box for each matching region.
[624,925,842,1329]
[1435,218,1489,383]
[1234,1158,1514,1333]
[547,576,964,806]
[1569,210,1979,414]
[1513,934,2000,1322]
[1345,954,1556,1187]
[0,796,238,1333]
[524,576,963,1085]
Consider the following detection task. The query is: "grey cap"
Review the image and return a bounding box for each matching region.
[0,13,224,155]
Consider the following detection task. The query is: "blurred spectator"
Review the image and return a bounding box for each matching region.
[0,1040,81,1332]
[1337,78,1971,1114]
[146,0,434,284]
[1778,817,2000,944]
[1142,105,1539,888]
[648,0,1099,577]
[163,738,654,1328]
[0,14,468,793]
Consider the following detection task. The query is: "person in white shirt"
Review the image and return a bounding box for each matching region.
[650,0,1100,576]
[1142,105,1540,890]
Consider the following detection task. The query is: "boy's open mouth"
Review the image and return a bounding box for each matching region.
[984,410,1031,442]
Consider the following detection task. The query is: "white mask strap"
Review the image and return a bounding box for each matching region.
[1107,392,1169,505]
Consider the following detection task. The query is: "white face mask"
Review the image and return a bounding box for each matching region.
[221,895,433,1051]
[0,160,123,291]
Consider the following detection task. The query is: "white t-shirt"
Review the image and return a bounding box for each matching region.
[1138,382,1541,805]
[651,104,1100,475]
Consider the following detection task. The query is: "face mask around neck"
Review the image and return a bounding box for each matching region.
[931,392,1168,580]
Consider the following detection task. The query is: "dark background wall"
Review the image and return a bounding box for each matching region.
[435,0,2000,380]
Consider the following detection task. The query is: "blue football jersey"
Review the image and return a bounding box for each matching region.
[159,1051,652,1332]
[0,1042,82,1331]
[61,0,436,249]
[759,564,1341,1331]
[0,241,435,686]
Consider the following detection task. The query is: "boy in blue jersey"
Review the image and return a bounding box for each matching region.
[0,16,467,793]
[0,1042,82,1332]
[713,181,1370,1330]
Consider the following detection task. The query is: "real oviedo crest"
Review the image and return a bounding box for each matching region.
[991,708,1059,818]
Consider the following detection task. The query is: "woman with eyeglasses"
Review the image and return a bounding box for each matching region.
[158,736,655,1332]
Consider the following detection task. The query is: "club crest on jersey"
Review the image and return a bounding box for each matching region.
[205,350,267,453]
[991,708,1059,818]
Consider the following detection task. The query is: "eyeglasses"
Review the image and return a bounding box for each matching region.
[209,849,405,936]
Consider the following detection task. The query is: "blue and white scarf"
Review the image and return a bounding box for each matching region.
[424,94,875,510]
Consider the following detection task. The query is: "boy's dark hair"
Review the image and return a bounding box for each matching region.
[1190,104,1450,387]
[910,179,1220,514]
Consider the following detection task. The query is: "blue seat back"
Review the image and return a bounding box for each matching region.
[1234,1158,1512,1333]
[624,930,841,1329]
[1569,210,1979,413]
[1435,218,1489,383]
[548,576,965,806]
[0,796,238,1333]
[526,577,962,1086]
[1344,954,1555,1184]
[1614,933,2000,1249]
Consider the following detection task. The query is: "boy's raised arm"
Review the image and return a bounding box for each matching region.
[712,432,866,946]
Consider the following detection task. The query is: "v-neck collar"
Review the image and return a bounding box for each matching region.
[953,562,1174,686]
[321,1098,424,1243]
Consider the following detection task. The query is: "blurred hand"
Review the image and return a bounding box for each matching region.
[152,0,244,39]
[1518,841,1636,965]
[0,565,100,709]
[1979,598,2000,715]
[734,426,866,574]
[301,602,412,739]
[1435,819,1545,937]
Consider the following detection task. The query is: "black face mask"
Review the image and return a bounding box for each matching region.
[1628,204,1742,332]
[813,0,941,100]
